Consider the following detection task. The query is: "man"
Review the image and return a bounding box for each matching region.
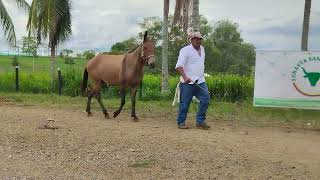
[175,31,211,130]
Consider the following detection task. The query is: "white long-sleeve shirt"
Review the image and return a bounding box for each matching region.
[175,44,206,84]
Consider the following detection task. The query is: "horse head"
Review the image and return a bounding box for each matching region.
[141,31,156,68]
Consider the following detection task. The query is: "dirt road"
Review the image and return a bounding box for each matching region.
[0,104,319,179]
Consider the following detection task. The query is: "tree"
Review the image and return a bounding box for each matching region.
[83,50,95,60]
[22,35,38,72]
[161,0,170,93]
[301,0,311,51]
[173,0,200,34]
[173,0,191,34]
[27,0,72,92]
[0,0,30,47]
[209,20,255,75]
[138,17,163,45]
[110,42,126,53]
[139,15,213,73]
[76,53,82,58]
[110,37,139,54]
[160,0,200,93]
[61,49,73,58]
[137,16,255,76]
[22,36,38,56]
[190,0,200,32]
[60,49,74,65]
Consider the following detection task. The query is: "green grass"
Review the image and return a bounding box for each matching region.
[0,69,254,102]
[0,55,87,72]
[0,92,319,129]
[1,55,254,102]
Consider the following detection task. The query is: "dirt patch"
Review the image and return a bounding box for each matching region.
[0,105,319,179]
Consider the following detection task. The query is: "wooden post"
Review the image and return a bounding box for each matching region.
[58,68,62,95]
[15,66,19,91]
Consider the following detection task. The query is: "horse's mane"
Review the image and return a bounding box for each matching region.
[128,45,141,53]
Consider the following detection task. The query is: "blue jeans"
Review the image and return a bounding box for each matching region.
[177,82,210,125]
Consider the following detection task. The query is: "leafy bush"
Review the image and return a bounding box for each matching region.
[0,70,254,102]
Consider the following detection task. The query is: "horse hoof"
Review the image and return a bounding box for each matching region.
[133,116,139,122]
[87,112,93,117]
[105,114,110,119]
[113,111,119,118]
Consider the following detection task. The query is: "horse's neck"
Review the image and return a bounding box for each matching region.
[132,46,144,66]
[128,46,144,76]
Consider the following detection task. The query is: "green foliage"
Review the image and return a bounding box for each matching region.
[0,70,253,102]
[60,49,73,58]
[27,0,72,47]
[0,0,30,47]
[0,72,50,93]
[138,16,163,44]
[64,57,75,65]
[60,49,75,65]
[82,50,95,60]
[11,56,19,67]
[139,74,253,102]
[76,53,82,58]
[133,16,256,76]
[61,69,82,97]
[22,36,38,56]
[109,37,139,54]
[209,20,256,75]
[0,55,87,73]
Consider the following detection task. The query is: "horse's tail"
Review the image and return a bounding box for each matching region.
[81,68,88,96]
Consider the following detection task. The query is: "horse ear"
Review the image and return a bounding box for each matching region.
[143,31,148,42]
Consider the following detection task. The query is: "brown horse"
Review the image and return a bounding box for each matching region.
[81,31,155,121]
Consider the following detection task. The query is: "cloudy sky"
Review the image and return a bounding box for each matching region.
[1,0,320,54]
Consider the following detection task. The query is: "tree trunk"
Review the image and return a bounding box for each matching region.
[301,0,311,51]
[190,0,200,32]
[50,45,56,93]
[161,0,170,93]
[182,0,191,34]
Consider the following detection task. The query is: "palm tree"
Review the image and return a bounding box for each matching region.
[0,0,30,47]
[27,0,72,92]
[161,0,170,93]
[301,0,312,51]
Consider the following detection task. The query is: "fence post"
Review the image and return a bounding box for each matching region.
[58,68,62,95]
[15,66,19,91]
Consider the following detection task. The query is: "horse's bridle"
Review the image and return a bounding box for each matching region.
[140,44,155,66]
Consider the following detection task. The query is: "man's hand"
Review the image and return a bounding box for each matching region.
[183,76,192,83]
[176,67,192,83]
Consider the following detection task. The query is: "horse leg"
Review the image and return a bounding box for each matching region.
[130,86,138,121]
[86,90,94,116]
[96,92,110,119]
[113,87,126,118]
[91,80,110,118]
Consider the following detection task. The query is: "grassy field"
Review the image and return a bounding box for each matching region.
[0,55,254,102]
[0,55,87,72]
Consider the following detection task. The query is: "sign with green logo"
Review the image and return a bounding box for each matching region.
[254,51,320,109]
